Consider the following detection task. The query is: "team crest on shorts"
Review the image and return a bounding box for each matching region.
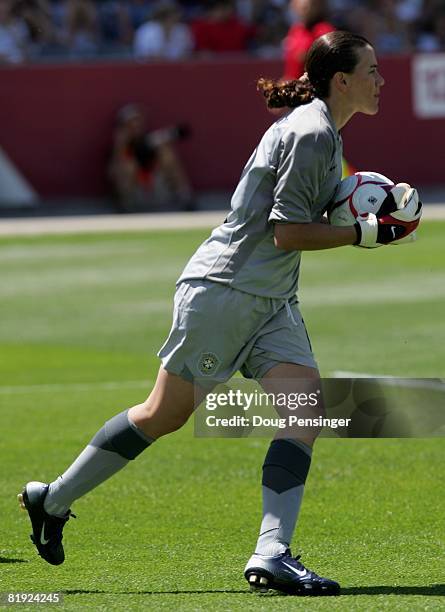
[198,352,220,376]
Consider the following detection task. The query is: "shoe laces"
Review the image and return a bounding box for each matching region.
[292,554,305,570]
[286,551,319,578]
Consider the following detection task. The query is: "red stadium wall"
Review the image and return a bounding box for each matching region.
[0,56,441,198]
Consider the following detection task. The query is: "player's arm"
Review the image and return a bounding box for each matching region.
[273,222,356,251]
[273,208,420,251]
[270,132,357,250]
[270,129,353,250]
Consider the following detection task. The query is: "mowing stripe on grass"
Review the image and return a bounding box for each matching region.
[333,371,445,391]
[0,379,152,395]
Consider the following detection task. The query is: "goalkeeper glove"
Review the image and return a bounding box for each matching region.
[354,212,420,248]
[378,183,422,221]
[355,184,422,248]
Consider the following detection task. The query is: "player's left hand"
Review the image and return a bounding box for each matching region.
[382,183,422,245]
[380,183,423,222]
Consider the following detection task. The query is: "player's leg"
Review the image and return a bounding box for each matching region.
[43,367,200,514]
[18,367,198,565]
[26,278,260,542]
[245,362,339,595]
[253,363,320,552]
[242,301,339,595]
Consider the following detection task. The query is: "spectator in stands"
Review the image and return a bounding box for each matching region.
[108,104,195,212]
[127,0,151,31]
[191,0,255,54]
[176,0,203,20]
[133,0,192,60]
[48,0,66,32]
[395,0,423,26]
[373,0,412,54]
[248,2,289,58]
[97,0,133,51]
[417,8,445,51]
[326,0,355,28]
[283,0,335,79]
[16,0,55,56]
[344,5,377,46]
[393,0,423,48]
[235,0,265,24]
[0,0,29,63]
[63,0,99,57]
[6,0,445,61]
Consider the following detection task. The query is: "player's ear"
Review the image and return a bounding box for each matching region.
[332,72,348,93]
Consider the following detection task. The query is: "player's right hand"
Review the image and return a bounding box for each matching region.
[354,211,420,248]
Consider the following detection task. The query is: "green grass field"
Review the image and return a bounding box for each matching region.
[1,222,444,610]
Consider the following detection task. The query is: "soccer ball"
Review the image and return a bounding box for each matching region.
[328,171,394,226]
[328,171,419,246]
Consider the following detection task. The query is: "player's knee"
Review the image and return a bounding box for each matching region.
[137,399,191,435]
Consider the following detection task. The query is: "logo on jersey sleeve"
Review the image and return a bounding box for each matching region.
[198,352,220,376]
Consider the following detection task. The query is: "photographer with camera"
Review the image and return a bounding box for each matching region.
[108,103,195,212]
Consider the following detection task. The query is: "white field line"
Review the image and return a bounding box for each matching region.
[0,211,227,237]
[2,373,444,395]
[332,371,445,392]
[0,379,152,395]
[0,204,444,237]
[421,205,445,220]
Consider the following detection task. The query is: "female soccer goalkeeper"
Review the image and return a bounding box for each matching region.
[19,31,420,596]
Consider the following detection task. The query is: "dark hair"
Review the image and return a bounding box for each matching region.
[258,31,371,108]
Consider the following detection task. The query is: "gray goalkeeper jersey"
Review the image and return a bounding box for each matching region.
[178,98,343,299]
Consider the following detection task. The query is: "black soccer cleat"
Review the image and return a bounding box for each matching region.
[244,549,340,596]
[18,481,75,566]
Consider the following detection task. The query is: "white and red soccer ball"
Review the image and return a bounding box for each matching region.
[328,171,421,246]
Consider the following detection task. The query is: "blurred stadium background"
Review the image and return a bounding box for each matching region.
[1,0,445,215]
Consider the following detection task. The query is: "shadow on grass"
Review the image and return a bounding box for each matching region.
[0,557,28,564]
[65,589,248,595]
[341,585,445,596]
[65,584,445,597]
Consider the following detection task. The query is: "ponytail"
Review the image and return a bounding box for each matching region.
[257,74,316,109]
[258,31,372,109]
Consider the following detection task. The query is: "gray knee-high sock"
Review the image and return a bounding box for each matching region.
[255,438,312,557]
[43,409,154,517]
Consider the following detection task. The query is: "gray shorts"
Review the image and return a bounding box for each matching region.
[158,280,317,383]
